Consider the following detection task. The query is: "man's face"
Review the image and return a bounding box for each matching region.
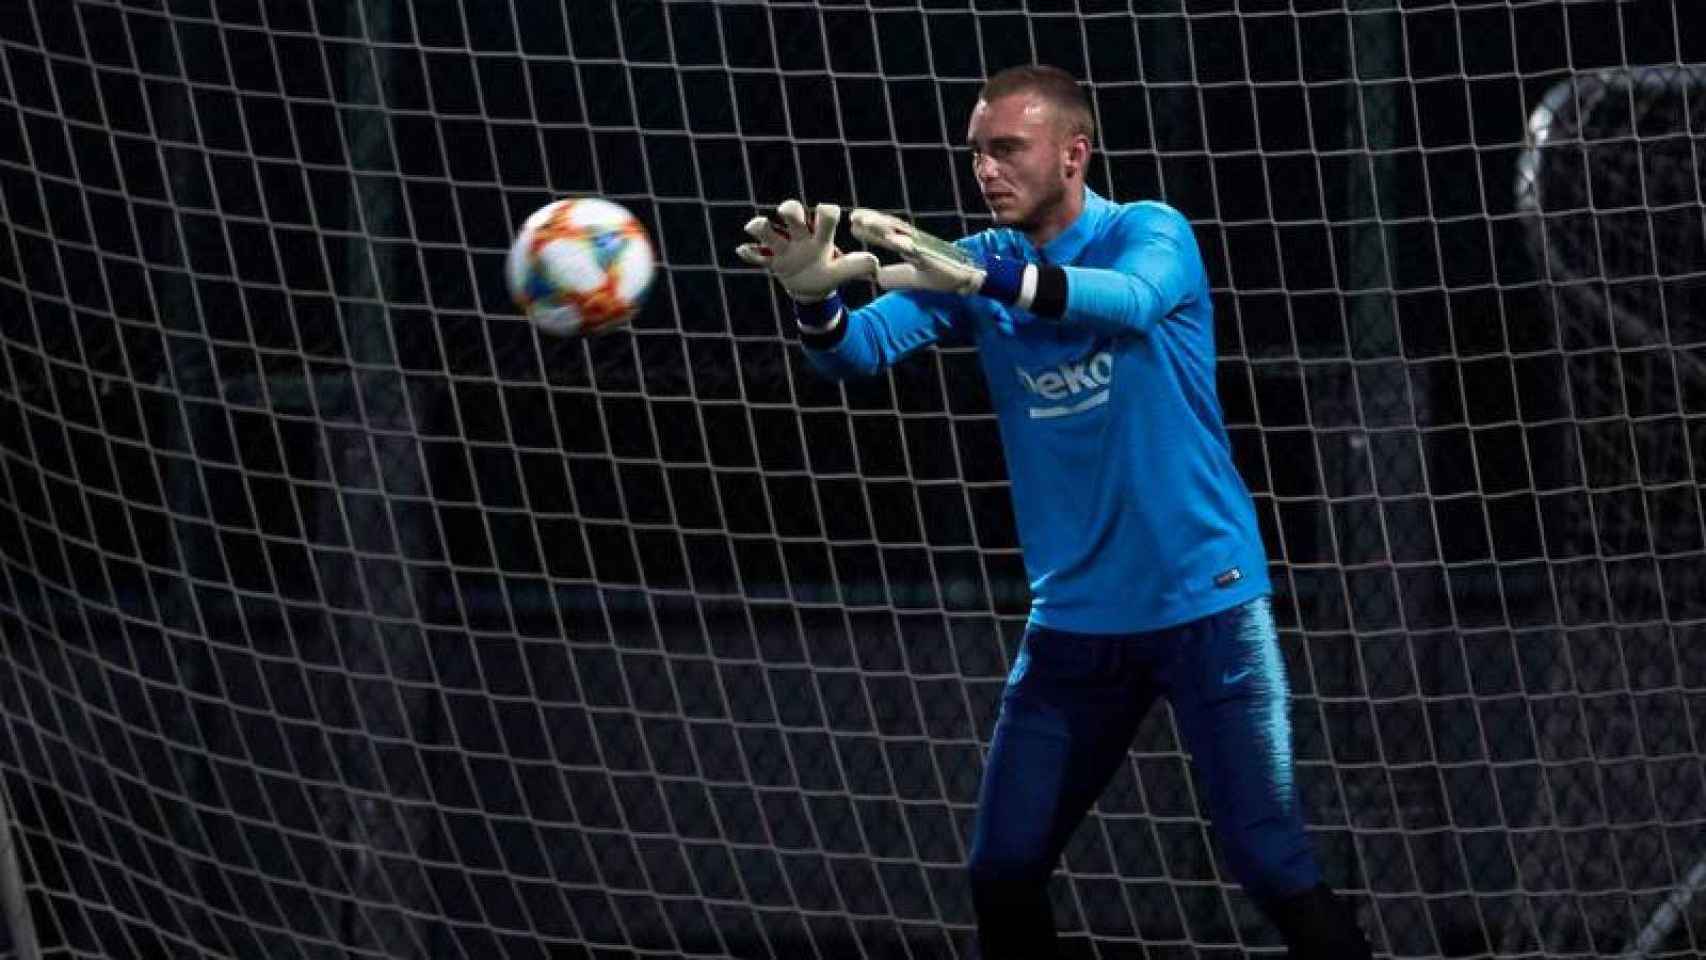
[965,92,1080,232]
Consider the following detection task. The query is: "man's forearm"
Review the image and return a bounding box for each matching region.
[1053,265,1173,336]
[982,260,1166,336]
[798,289,965,380]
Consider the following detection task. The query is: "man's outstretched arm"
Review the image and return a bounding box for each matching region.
[850,202,1200,338]
[736,199,964,379]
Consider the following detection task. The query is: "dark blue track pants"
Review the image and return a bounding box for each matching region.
[968,596,1321,958]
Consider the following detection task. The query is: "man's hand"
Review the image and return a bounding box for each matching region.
[848,209,987,295]
[736,200,877,303]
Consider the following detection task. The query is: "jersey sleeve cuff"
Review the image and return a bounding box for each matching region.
[978,255,1028,306]
[1030,264,1068,318]
[980,257,1066,319]
[795,292,849,348]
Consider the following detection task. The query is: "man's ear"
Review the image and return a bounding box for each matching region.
[1063,134,1091,179]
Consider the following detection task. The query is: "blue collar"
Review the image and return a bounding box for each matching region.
[1038,186,1110,265]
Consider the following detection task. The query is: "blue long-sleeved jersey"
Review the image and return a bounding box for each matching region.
[805,188,1271,633]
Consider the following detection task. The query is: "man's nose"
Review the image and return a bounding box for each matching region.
[972,153,999,180]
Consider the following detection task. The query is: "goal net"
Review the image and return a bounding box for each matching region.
[0,1,1702,958]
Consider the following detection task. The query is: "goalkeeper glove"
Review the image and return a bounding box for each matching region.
[736,200,877,314]
[848,208,1036,309]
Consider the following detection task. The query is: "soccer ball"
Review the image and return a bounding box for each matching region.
[506,197,655,337]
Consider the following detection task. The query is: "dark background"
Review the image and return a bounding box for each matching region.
[0,1,1703,958]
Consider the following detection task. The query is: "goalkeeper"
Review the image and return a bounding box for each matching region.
[736,65,1373,960]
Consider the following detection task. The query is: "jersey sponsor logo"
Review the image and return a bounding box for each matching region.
[1214,567,1243,588]
[1017,350,1114,419]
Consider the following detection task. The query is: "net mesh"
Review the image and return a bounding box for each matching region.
[0,1,1704,958]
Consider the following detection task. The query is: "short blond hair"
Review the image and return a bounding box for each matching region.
[979,65,1094,142]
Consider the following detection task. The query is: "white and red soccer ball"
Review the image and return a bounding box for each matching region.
[506,197,655,337]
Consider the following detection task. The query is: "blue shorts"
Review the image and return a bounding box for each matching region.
[970,595,1320,905]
